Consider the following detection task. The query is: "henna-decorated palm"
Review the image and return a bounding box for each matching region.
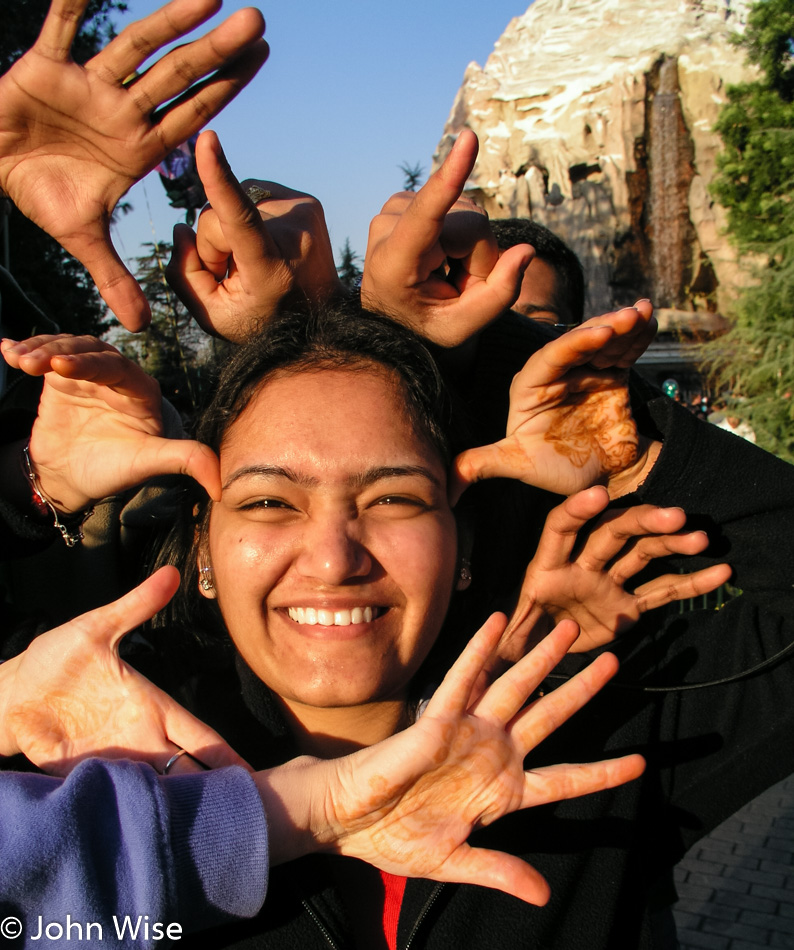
[453,302,660,500]
[167,131,343,342]
[317,614,644,904]
[496,487,733,665]
[0,567,245,775]
[0,0,267,331]
[1,334,220,512]
[361,129,533,347]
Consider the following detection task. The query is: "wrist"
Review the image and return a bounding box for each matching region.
[605,437,662,499]
[254,756,336,866]
[0,439,37,512]
[0,656,22,759]
[22,443,94,546]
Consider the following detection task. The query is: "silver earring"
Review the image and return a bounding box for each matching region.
[199,566,214,591]
[457,559,472,591]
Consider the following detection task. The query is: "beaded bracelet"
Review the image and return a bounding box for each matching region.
[21,442,94,547]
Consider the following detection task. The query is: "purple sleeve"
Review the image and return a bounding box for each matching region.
[0,759,268,947]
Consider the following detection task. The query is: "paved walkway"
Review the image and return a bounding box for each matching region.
[674,774,794,949]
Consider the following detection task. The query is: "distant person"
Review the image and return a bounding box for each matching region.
[708,399,757,443]
[490,218,584,328]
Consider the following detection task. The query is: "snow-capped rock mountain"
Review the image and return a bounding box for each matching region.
[436,0,755,318]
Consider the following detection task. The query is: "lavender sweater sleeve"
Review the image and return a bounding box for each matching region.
[0,759,268,948]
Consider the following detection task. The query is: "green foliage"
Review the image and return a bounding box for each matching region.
[738,0,794,100]
[702,230,794,461]
[0,0,126,74]
[5,205,110,337]
[119,243,214,417]
[336,238,363,291]
[711,87,794,247]
[703,0,794,460]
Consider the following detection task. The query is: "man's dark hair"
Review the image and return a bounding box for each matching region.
[491,218,585,324]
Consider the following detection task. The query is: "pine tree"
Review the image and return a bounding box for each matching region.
[119,242,213,416]
[701,0,794,461]
[336,238,363,291]
[399,161,425,192]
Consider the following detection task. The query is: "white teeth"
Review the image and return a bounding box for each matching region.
[287,606,377,626]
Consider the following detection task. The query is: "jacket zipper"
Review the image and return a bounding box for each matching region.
[302,898,342,950]
[402,883,445,950]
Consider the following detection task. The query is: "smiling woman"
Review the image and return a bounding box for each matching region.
[158,303,469,755]
[150,302,636,947]
[202,366,458,747]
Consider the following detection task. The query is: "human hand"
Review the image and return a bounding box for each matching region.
[497,487,733,661]
[361,129,534,346]
[1,334,221,512]
[0,567,246,776]
[0,0,268,332]
[260,614,644,902]
[452,301,661,499]
[166,131,343,342]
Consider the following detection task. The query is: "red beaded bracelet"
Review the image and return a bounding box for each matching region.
[21,442,94,547]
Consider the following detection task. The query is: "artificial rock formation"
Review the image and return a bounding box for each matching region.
[436,0,756,321]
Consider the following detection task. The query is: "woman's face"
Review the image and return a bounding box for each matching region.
[203,365,458,711]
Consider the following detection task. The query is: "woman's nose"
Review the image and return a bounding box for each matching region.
[294,516,372,584]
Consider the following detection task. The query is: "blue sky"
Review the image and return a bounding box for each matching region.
[112,0,531,270]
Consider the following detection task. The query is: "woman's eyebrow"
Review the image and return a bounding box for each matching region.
[223,465,318,491]
[352,466,442,489]
[223,464,441,492]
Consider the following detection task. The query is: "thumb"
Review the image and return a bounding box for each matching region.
[447,246,534,344]
[450,442,514,505]
[438,845,551,905]
[487,243,534,304]
[138,438,222,501]
[86,566,181,652]
[180,441,222,501]
[62,224,151,332]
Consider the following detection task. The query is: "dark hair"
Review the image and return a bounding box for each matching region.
[194,302,454,464]
[490,218,585,324]
[153,301,461,642]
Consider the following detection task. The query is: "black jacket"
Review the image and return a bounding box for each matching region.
[180,392,794,950]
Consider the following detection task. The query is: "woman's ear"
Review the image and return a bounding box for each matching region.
[196,523,216,599]
[197,563,216,599]
[456,558,472,591]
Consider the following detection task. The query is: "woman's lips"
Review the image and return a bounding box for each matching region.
[286,606,384,626]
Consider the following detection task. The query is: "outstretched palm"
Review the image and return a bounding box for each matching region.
[453,303,658,499]
[2,334,220,511]
[0,567,244,775]
[322,615,644,904]
[0,0,267,330]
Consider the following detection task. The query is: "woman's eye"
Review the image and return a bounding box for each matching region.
[373,495,427,509]
[240,498,293,511]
